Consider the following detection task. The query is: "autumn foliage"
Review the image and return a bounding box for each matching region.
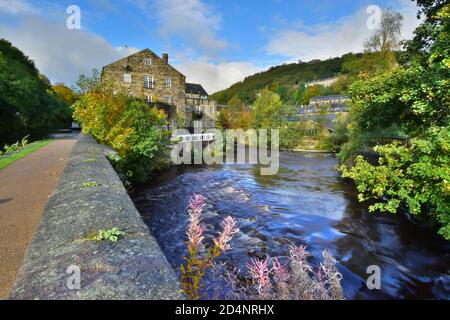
[72,74,171,182]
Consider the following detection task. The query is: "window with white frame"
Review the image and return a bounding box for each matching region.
[164,96,172,104]
[144,58,152,66]
[123,73,132,83]
[143,75,154,88]
[164,77,172,87]
[145,95,152,103]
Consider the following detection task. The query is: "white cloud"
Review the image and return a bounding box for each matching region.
[265,1,422,62]
[0,0,37,15]
[175,60,263,94]
[137,0,227,57]
[0,15,139,86]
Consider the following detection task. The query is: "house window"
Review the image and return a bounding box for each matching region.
[164,96,172,104]
[164,77,172,87]
[210,107,214,113]
[144,58,152,66]
[123,73,132,83]
[143,75,154,88]
[146,95,152,103]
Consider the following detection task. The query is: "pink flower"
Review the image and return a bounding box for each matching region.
[214,216,239,251]
[187,193,206,249]
[288,244,311,262]
[247,257,272,296]
[272,257,290,283]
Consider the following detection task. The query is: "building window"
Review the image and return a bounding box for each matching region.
[143,75,154,88]
[164,96,172,104]
[164,77,172,87]
[123,73,132,83]
[144,58,152,66]
[145,95,152,103]
[209,107,214,113]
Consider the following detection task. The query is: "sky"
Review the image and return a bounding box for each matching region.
[0,0,422,93]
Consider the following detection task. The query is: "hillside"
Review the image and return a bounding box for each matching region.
[211,53,364,104]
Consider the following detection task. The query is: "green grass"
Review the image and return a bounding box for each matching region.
[0,139,52,170]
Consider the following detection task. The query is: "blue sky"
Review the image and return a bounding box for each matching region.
[0,0,421,93]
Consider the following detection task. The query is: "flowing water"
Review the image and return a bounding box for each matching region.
[131,152,450,299]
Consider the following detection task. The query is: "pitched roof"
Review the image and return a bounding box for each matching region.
[185,83,209,96]
[102,48,185,77]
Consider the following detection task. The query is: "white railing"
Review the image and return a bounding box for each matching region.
[171,133,215,143]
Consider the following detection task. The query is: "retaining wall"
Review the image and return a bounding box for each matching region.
[9,134,183,299]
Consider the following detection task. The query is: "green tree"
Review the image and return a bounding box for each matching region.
[340,2,450,240]
[0,39,72,146]
[252,88,286,129]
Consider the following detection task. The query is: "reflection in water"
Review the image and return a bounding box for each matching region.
[132,152,450,299]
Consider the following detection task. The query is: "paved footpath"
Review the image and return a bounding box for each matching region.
[0,138,77,299]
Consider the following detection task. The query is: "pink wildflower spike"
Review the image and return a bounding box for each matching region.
[186,193,206,249]
[214,216,239,251]
[288,244,311,262]
[247,257,272,296]
[272,257,290,283]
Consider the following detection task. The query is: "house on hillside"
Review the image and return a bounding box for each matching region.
[309,95,349,112]
[101,49,216,131]
[305,75,340,87]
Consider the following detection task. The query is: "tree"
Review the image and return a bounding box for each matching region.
[0,39,72,146]
[293,82,306,104]
[72,70,171,183]
[365,8,403,52]
[52,83,77,105]
[252,89,286,129]
[340,2,450,240]
[364,8,404,71]
[302,85,320,105]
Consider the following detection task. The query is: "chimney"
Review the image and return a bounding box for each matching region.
[162,53,169,63]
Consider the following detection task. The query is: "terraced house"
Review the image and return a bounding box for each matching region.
[102,49,216,130]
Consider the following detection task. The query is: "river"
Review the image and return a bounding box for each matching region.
[131,152,450,299]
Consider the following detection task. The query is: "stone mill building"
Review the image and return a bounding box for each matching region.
[102,48,216,131]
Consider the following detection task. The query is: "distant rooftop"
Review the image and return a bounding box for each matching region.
[185,83,209,96]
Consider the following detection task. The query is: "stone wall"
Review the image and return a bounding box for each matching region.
[9,135,183,300]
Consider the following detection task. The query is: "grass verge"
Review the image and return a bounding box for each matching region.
[0,139,53,170]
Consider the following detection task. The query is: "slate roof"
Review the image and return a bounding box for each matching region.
[185,83,209,96]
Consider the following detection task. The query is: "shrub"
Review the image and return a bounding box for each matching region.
[72,74,171,183]
[341,126,450,240]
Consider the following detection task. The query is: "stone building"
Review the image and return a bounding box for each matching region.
[102,49,216,130]
[185,83,216,129]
